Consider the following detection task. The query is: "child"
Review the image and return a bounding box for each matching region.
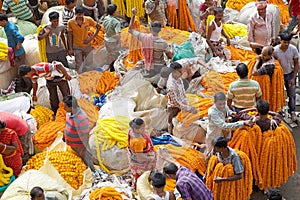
[206,7,230,59]
[30,186,45,200]
[147,171,176,200]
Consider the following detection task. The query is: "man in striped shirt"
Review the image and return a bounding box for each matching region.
[2,0,36,25]
[227,63,262,113]
[18,62,71,115]
[63,95,99,178]
[62,0,76,28]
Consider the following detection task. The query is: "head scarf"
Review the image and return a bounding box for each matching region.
[255,1,267,9]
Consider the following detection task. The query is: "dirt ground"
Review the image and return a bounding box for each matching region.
[250,122,300,200]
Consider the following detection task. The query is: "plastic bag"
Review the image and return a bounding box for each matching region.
[173,41,195,61]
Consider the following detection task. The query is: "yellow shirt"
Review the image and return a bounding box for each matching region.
[130,138,147,153]
[68,16,97,47]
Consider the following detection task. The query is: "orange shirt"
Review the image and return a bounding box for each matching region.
[68,16,97,47]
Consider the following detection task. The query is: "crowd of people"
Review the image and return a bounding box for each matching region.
[0,0,298,199]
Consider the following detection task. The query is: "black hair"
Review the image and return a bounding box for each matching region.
[151,21,162,33]
[163,162,178,175]
[0,121,6,129]
[236,63,248,79]
[0,13,8,21]
[30,186,44,199]
[65,0,75,5]
[151,171,166,188]
[129,118,144,129]
[214,92,226,102]
[279,31,292,41]
[63,95,79,109]
[213,136,228,148]
[258,0,267,2]
[107,4,117,15]
[18,65,32,77]
[160,67,173,78]
[49,11,59,21]
[267,188,282,200]
[214,7,224,15]
[256,99,269,115]
[75,6,84,14]
[169,62,182,70]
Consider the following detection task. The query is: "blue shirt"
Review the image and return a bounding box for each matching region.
[4,22,25,57]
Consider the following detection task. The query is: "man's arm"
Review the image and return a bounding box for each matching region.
[32,82,38,102]
[146,0,159,19]
[206,23,217,56]
[221,29,230,46]
[214,173,242,182]
[67,30,73,55]
[227,98,233,110]
[252,56,261,76]
[37,26,50,40]
[128,8,137,34]
[61,28,68,50]
[291,57,299,85]
[55,64,71,80]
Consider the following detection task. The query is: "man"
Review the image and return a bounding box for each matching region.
[0,13,31,93]
[248,0,275,54]
[274,32,298,121]
[103,4,121,69]
[252,46,276,78]
[145,0,167,27]
[77,0,105,22]
[212,136,244,182]
[38,11,69,68]
[163,162,213,200]
[68,6,100,72]
[63,95,100,178]
[166,62,197,134]
[207,92,252,156]
[285,0,300,33]
[157,57,204,93]
[18,62,71,115]
[129,8,172,78]
[1,0,36,25]
[227,63,262,112]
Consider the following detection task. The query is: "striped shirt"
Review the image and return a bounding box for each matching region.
[176,166,213,200]
[227,78,262,109]
[64,108,89,147]
[62,7,75,28]
[30,63,56,83]
[2,0,33,21]
[145,0,167,26]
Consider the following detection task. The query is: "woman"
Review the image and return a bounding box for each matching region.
[128,118,156,187]
[0,121,23,177]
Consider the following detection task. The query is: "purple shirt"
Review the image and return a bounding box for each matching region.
[176,167,213,200]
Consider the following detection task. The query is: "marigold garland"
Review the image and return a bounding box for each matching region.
[167,0,179,29]
[77,98,98,130]
[225,0,253,11]
[95,71,119,94]
[178,0,197,32]
[125,0,144,18]
[30,105,53,129]
[89,186,123,200]
[206,150,253,200]
[79,71,103,94]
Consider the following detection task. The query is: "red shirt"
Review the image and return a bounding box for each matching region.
[290,0,300,16]
[200,3,208,12]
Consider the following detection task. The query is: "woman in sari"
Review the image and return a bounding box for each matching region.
[0,121,23,177]
[128,118,156,188]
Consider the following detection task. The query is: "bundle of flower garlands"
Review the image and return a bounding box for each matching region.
[96,71,119,95]
[248,58,285,112]
[206,151,253,200]
[88,26,105,50]
[30,105,53,129]
[120,26,190,49]
[176,94,213,126]
[77,98,98,131]
[25,150,87,189]
[229,119,297,190]
[89,186,123,200]
[33,121,65,149]
[268,0,289,25]
[79,71,103,95]
[225,0,254,11]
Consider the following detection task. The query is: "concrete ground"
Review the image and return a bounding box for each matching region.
[250,117,300,199]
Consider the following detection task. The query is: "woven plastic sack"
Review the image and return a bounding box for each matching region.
[41,6,64,25]
[173,41,195,61]
[0,18,37,38]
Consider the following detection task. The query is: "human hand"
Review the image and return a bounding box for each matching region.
[207,6,214,14]
[132,8,137,15]
[214,176,224,183]
[226,38,230,46]
[32,95,38,102]
[83,36,92,44]
[189,107,198,114]
[244,120,253,127]
[65,74,72,81]
[44,26,51,35]
[68,49,73,56]
[230,112,237,118]
[15,43,22,50]
[289,78,295,86]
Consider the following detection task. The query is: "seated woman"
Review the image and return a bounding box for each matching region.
[0,121,23,177]
[128,118,156,188]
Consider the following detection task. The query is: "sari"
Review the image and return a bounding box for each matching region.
[128,129,156,186]
[0,128,23,177]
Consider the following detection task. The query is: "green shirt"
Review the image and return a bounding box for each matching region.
[103,15,121,42]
